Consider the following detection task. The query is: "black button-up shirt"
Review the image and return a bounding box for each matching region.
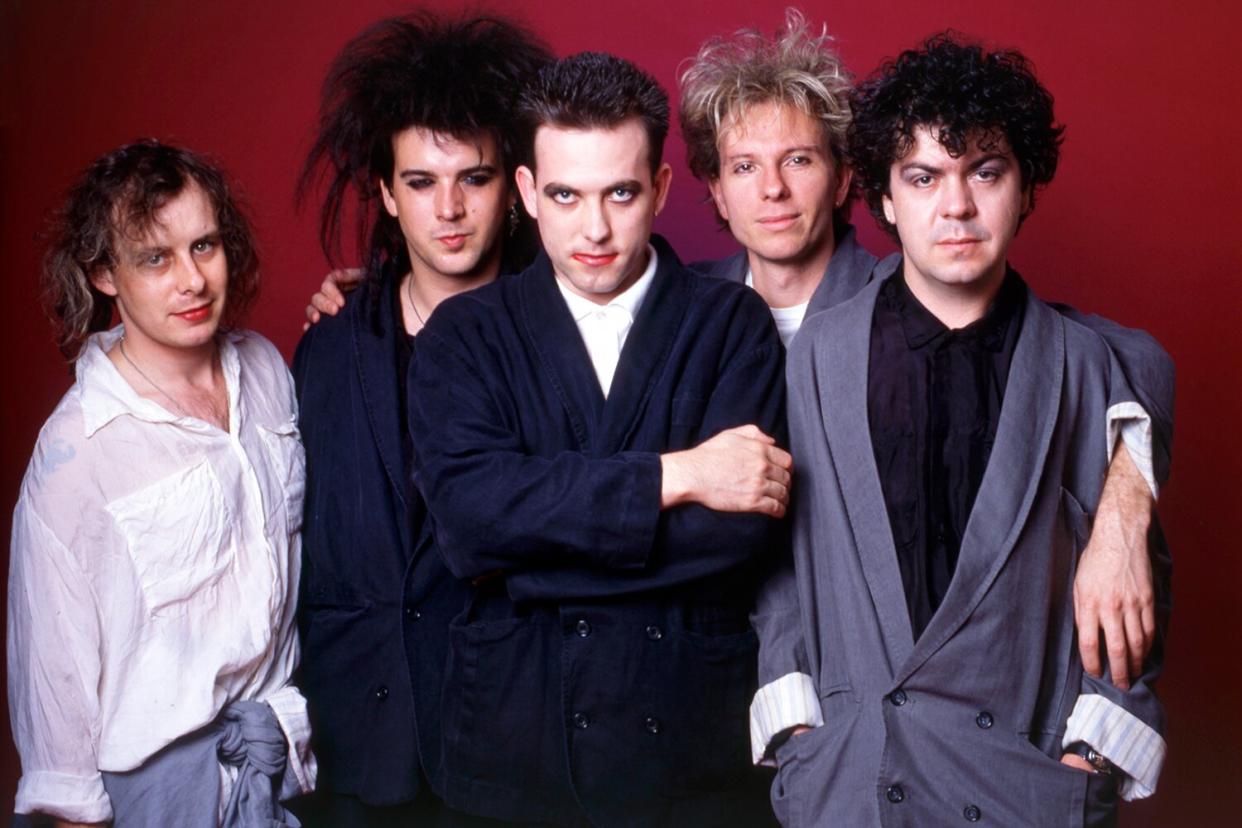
[867,268,1025,640]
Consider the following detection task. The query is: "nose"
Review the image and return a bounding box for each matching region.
[938,175,976,219]
[761,165,789,200]
[582,199,611,245]
[435,182,465,221]
[177,255,207,294]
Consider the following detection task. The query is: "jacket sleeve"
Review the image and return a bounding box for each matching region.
[408,324,664,581]
[504,335,787,601]
[748,332,821,764]
[1062,346,1173,801]
[1052,305,1174,492]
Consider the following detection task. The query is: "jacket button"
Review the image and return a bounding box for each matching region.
[406,607,421,620]
[964,804,982,822]
[374,685,389,701]
[646,625,663,641]
[976,711,993,729]
[572,712,590,729]
[644,716,661,734]
[576,619,591,637]
[889,689,908,706]
[886,785,904,803]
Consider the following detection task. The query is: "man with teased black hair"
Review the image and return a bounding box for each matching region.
[291,12,550,826]
[408,51,787,826]
[756,34,1171,826]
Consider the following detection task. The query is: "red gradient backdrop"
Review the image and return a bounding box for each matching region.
[2,1,1238,823]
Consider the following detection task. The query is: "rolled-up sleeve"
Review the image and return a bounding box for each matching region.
[8,496,111,823]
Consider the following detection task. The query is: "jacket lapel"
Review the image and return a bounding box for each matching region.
[806,225,883,316]
[351,279,411,554]
[817,277,915,671]
[520,253,605,451]
[598,237,692,452]
[895,287,1065,684]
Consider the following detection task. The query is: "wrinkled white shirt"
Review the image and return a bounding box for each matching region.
[556,244,657,396]
[7,327,315,824]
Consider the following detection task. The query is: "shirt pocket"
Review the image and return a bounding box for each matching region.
[258,418,307,534]
[106,460,233,616]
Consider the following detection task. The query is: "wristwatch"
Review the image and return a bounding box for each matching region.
[1066,741,1114,774]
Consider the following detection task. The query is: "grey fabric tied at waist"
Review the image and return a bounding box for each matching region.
[100,699,300,828]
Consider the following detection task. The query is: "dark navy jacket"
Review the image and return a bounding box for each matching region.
[293,278,470,805]
[408,237,786,826]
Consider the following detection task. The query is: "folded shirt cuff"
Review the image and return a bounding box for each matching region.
[16,769,113,824]
[1107,402,1157,498]
[266,684,318,798]
[749,672,823,766]
[1062,693,1166,800]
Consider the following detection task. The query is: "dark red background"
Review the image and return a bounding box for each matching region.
[2,1,1238,823]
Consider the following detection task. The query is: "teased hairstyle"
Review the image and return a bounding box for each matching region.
[679,8,854,228]
[42,140,259,360]
[299,13,551,291]
[850,32,1065,240]
[516,52,670,173]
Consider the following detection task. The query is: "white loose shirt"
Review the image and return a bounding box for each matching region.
[556,245,658,397]
[7,327,316,824]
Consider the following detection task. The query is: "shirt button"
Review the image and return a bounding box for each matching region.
[406,607,421,620]
[886,785,905,804]
[976,711,994,729]
[374,685,389,701]
[576,619,591,637]
[889,689,908,706]
[572,712,590,729]
[644,716,661,734]
[963,804,982,822]
[645,625,663,641]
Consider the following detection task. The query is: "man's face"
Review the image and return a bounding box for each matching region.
[380,127,511,282]
[91,182,228,359]
[708,100,850,271]
[516,118,672,304]
[883,124,1030,295]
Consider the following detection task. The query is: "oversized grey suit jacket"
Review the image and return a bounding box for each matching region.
[758,275,1171,827]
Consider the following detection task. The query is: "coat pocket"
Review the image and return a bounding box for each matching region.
[106,460,232,616]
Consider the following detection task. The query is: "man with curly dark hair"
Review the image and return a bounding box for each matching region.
[9,140,314,826]
[289,12,551,827]
[754,34,1171,826]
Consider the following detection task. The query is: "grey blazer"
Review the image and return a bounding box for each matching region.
[758,276,1170,827]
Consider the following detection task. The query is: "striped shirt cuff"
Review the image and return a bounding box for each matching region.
[1062,693,1166,800]
[749,672,823,765]
[1107,402,1157,498]
[266,685,318,797]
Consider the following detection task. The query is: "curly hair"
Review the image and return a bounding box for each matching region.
[42,140,259,360]
[299,12,551,296]
[849,32,1065,240]
[516,52,669,173]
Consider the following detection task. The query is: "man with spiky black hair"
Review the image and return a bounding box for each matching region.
[757,34,1171,826]
[407,51,787,826]
[290,12,550,826]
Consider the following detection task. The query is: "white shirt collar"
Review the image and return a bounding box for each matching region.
[77,326,241,438]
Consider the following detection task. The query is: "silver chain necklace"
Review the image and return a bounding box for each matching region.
[118,334,190,418]
[405,275,428,329]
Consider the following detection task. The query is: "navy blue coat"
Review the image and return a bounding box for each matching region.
[408,238,786,826]
[293,278,470,805]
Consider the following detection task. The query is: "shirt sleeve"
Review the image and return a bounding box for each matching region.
[265,685,317,799]
[8,496,112,824]
[1062,693,1166,800]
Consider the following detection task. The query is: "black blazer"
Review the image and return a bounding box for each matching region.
[293,278,470,805]
[408,237,786,826]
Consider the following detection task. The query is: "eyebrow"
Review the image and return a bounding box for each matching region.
[541,179,644,197]
[725,144,824,161]
[900,152,1013,176]
[398,164,498,179]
